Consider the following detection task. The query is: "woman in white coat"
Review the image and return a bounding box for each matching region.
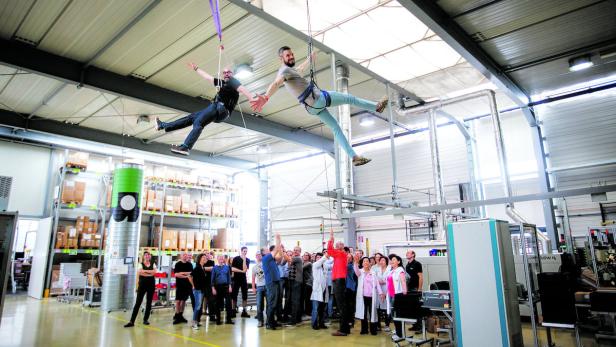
[354,255,382,335]
[373,255,391,331]
[310,252,329,330]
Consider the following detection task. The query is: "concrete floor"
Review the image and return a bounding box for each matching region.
[1,294,614,347]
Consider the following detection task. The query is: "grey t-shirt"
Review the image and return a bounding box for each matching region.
[277,65,321,105]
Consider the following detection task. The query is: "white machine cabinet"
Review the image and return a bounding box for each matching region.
[448,219,523,347]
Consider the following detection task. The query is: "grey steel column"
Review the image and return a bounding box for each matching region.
[428,109,447,239]
[101,163,144,312]
[386,85,399,206]
[530,123,558,250]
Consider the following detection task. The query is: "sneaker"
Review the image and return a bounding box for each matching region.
[258,321,264,328]
[241,311,250,318]
[383,326,391,332]
[154,117,163,131]
[352,156,372,166]
[392,334,403,342]
[171,145,190,156]
[192,322,199,330]
[179,316,188,323]
[143,321,150,325]
[124,322,134,328]
[331,331,347,336]
[225,320,235,325]
[375,96,389,113]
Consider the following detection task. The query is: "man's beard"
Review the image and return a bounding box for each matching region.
[284,59,295,67]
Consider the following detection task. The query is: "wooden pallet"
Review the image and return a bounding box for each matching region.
[140,247,159,253]
[145,207,162,212]
[61,200,83,205]
[161,248,178,252]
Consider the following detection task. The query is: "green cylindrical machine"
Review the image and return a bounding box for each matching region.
[102,163,144,312]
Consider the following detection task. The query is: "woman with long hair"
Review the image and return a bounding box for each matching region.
[387,254,407,341]
[125,251,157,328]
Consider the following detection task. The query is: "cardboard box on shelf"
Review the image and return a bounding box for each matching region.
[74,181,86,203]
[61,181,75,203]
[213,228,228,249]
[178,230,187,249]
[197,200,211,216]
[87,268,102,287]
[106,185,112,206]
[153,196,163,211]
[55,230,67,248]
[194,232,204,250]
[67,151,89,169]
[162,228,178,250]
[173,196,182,212]
[186,230,195,250]
[165,196,175,212]
[180,194,193,214]
[93,234,102,248]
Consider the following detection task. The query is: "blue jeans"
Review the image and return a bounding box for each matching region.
[256,286,266,322]
[311,299,326,328]
[192,289,203,321]
[160,103,226,149]
[265,281,280,327]
[307,91,378,158]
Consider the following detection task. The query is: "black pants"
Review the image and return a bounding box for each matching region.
[289,281,302,324]
[345,288,356,327]
[360,296,377,334]
[393,293,405,337]
[277,278,288,321]
[333,279,349,334]
[129,284,154,323]
[160,103,225,149]
[303,284,312,317]
[214,284,233,322]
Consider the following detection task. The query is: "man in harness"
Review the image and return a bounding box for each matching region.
[251,46,388,166]
[154,62,260,156]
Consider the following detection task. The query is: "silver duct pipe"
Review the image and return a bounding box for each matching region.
[396,89,497,116]
[101,163,144,312]
[386,84,400,206]
[506,205,528,223]
[436,110,474,141]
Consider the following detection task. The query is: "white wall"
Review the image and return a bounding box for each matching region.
[0,141,52,216]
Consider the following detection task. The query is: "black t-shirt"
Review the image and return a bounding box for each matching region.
[191,265,207,291]
[231,256,250,282]
[213,77,241,113]
[405,259,423,290]
[174,261,193,288]
[204,259,215,285]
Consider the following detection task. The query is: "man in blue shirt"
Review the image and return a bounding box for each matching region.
[211,254,233,325]
[262,233,283,330]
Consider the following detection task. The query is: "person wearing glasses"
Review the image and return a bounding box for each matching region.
[154,63,261,155]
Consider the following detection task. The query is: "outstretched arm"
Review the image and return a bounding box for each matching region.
[296,50,317,74]
[250,75,285,112]
[187,62,215,84]
[237,85,258,103]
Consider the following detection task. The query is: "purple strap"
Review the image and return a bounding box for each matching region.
[209,0,222,42]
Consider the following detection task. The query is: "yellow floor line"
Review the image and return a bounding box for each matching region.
[85,308,222,347]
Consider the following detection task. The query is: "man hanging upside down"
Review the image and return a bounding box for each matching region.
[251,46,389,166]
[154,63,260,156]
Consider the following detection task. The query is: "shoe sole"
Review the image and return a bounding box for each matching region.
[170,148,189,156]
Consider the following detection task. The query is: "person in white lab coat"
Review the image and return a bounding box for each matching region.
[354,255,382,335]
[310,252,330,329]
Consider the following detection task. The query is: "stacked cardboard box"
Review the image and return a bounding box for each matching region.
[66,151,89,169]
[65,226,79,248]
[194,232,205,251]
[212,201,226,217]
[61,181,86,204]
[55,229,67,248]
[186,230,195,250]
[78,217,99,248]
[180,194,195,214]
[162,228,178,250]
[197,200,211,216]
[178,230,187,249]
[213,228,228,249]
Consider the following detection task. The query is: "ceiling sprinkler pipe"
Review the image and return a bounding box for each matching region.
[506,205,528,224]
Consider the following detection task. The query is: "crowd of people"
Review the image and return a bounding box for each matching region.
[126,231,424,341]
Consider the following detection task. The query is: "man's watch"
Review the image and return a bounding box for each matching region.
[194,65,199,71]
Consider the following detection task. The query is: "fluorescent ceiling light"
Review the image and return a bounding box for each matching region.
[234,64,253,79]
[569,55,593,72]
[359,115,375,127]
